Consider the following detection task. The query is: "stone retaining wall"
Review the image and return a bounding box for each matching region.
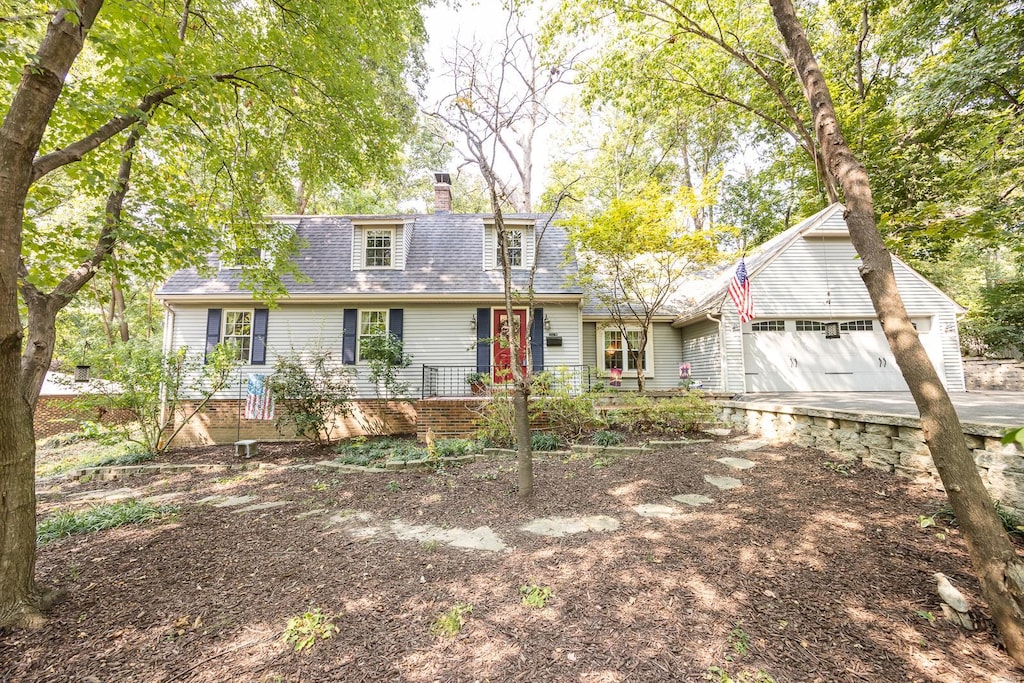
[963,357,1024,391]
[714,400,1024,511]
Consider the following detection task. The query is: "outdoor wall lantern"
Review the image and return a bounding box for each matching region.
[825,322,841,339]
[74,365,91,382]
[469,313,477,330]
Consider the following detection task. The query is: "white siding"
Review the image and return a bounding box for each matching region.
[539,303,582,368]
[721,307,746,393]
[350,225,362,271]
[682,319,722,390]
[582,322,597,367]
[483,225,534,271]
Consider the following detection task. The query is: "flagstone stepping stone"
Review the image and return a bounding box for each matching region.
[389,521,508,552]
[703,427,732,437]
[520,515,620,537]
[723,439,768,452]
[67,487,140,503]
[648,439,712,447]
[633,504,688,520]
[704,475,742,491]
[294,508,329,519]
[196,494,258,508]
[141,492,186,505]
[671,494,715,507]
[232,500,292,514]
[715,457,757,470]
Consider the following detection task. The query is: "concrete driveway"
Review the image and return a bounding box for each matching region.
[732,391,1024,428]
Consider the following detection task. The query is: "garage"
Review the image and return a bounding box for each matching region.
[742,318,920,392]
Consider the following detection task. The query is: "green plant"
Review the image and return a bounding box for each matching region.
[704,666,775,683]
[474,393,517,447]
[823,460,852,475]
[465,372,489,385]
[531,367,602,438]
[360,332,413,436]
[37,500,178,544]
[592,430,623,447]
[386,480,401,493]
[520,583,553,608]
[606,393,715,434]
[929,500,1024,537]
[334,437,426,465]
[430,603,473,638]
[530,432,561,451]
[282,609,337,652]
[917,610,936,623]
[434,438,478,458]
[728,625,750,657]
[270,346,355,444]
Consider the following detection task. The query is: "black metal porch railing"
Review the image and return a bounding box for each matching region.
[420,365,595,399]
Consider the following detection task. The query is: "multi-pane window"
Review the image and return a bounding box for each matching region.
[506,230,523,267]
[751,320,785,332]
[224,310,253,363]
[840,320,874,332]
[358,310,388,360]
[365,229,393,268]
[795,320,825,331]
[602,329,646,372]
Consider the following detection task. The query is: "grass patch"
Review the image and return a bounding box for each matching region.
[37,500,178,544]
[36,428,148,477]
[592,430,624,447]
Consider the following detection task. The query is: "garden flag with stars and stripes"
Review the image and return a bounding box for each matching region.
[244,373,274,420]
[728,259,755,323]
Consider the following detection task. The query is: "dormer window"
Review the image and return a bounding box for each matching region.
[498,230,523,267]
[484,221,534,270]
[365,229,393,268]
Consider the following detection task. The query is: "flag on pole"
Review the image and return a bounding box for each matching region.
[728,259,755,322]
[244,374,274,420]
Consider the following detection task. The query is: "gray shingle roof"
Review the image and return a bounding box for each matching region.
[158,213,581,298]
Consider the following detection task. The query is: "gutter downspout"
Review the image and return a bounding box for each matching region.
[158,302,175,445]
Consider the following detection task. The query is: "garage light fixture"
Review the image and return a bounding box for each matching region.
[825,322,840,339]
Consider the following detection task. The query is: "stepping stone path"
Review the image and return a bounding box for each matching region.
[232,500,292,514]
[390,521,508,552]
[67,487,140,504]
[634,503,689,520]
[715,457,757,470]
[672,494,715,507]
[704,475,743,491]
[197,494,258,508]
[723,439,768,453]
[520,515,620,537]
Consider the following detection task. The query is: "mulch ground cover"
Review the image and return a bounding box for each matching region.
[3,435,1023,682]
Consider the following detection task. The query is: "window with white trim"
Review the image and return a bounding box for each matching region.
[795,320,825,331]
[599,327,650,374]
[364,229,393,268]
[840,319,874,332]
[224,310,253,362]
[751,320,785,332]
[498,229,523,267]
[358,310,388,360]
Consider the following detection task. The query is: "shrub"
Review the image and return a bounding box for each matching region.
[532,368,602,438]
[474,393,516,447]
[607,393,714,434]
[593,430,624,447]
[283,609,337,652]
[434,438,478,458]
[270,347,355,444]
[530,432,561,451]
[430,603,473,638]
[360,333,413,436]
[37,500,177,544]
[334,437,426,464]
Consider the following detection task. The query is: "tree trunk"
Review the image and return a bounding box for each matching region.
[0,0,105,630]
[769,0,1024,664]
[111,268,130,342]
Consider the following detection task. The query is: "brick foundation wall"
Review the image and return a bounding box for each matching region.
[168,399,416,447]
[963,357,1024,391]
[416,398,488,441]
[35,397,133,438]
[714,400,1024,512]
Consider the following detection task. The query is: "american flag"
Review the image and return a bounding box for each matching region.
[728,259,755,323]
[244,374,274,420]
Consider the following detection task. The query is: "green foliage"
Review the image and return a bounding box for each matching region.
[360,333,413,437]
[270,347,354,445]
[334,437,426,465]
[71,338,237,454]
[37,500,178,544]
[430,603,473,638]
[592,430,624,447]
[474,394,517,448]
[520,583,554,608]
[929,500,1024,538]
[434,439,479,458]
[961,275,1024,357]
[530,432,562,451]
[606,394,714,434]
[1003,427,1024,447]
[282,609,337,652]
[704,666,776,683]
[532,367,603,438]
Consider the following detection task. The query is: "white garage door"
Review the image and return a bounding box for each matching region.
[743,319,912,392]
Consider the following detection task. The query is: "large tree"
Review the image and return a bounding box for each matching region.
[768,0,1024,664]
[0,0,425,629]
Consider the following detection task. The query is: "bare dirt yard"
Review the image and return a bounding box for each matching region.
[3,433,1023,682]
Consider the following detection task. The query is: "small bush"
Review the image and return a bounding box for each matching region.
[271,347,355,444]
[334,437,426,464]
[532,367,602,438]
[530,432,561,451]
[96,449,156,467]
[37,500,178,544]
[520,583,553,608]
[283,609,337,652]
[606,393,714,434]
[593,430,624,447]
[474,394,516,447]
[434,438,478,458]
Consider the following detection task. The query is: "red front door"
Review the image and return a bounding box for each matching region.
[492,309,527,384]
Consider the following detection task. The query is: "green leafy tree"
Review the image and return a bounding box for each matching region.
[269,348,355,446]
[74,340,237,454]
[360,333,413,436]
[0,0,426,629]
[566,183,730,391]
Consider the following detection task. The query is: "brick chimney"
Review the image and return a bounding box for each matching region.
[433,172,452,214]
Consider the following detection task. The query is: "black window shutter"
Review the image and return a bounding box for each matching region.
[531,307,544,372]
[476,307,490,373]
[252,308,269,365]
[342,308,358,365]
[389,308,404,342]
[205,309,222,362]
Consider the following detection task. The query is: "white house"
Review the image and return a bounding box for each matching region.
[674,204,966,393]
